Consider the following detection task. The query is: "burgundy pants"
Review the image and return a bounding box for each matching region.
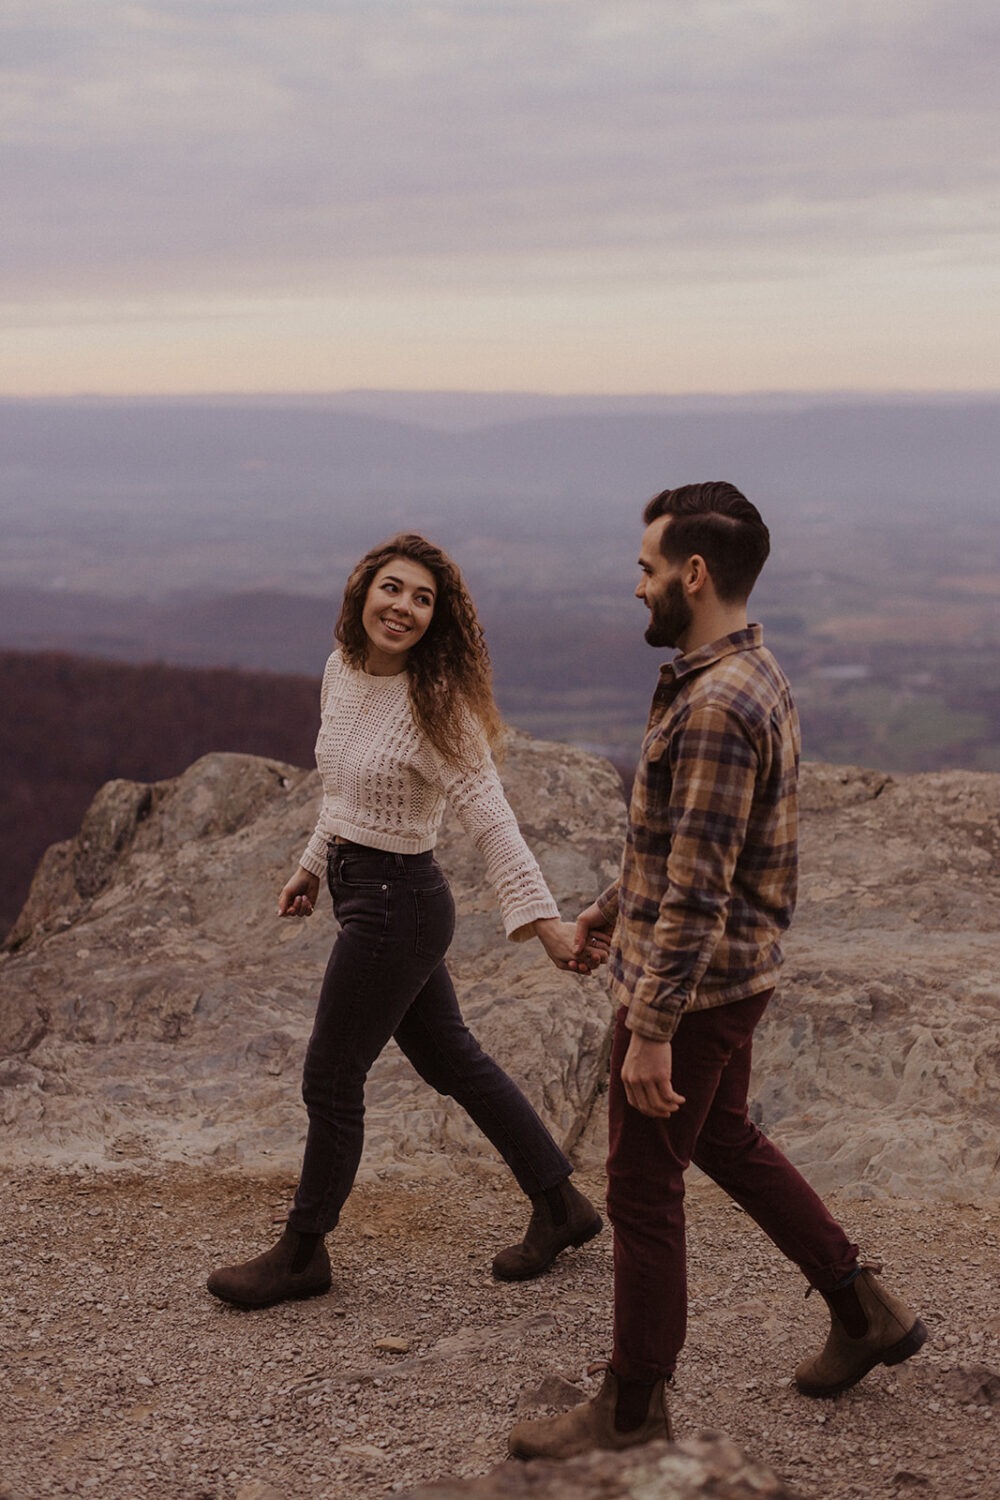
[607,994,859,1382]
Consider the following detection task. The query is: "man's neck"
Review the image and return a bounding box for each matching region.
[680,605,749,655]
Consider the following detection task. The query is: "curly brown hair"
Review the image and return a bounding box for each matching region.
[335,533,505,766]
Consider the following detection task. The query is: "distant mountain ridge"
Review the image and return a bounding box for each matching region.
[2,396,996,544]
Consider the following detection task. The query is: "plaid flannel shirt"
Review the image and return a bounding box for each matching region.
[598,625,800,1042]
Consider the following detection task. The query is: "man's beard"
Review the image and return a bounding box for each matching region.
[644,576,692,649]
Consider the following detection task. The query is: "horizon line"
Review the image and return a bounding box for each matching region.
[2,386,998,405]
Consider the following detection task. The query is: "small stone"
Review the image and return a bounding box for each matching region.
[235,1483,285,1500]
[518,1374,586,1412]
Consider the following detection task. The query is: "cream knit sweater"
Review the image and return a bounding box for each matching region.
[299,652,560,939]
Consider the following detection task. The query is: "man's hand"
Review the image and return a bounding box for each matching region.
[568,903,613,973]
[534,917,603,973]
[621,1032,686,1117]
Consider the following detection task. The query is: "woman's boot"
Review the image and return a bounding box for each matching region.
[492,1179,602,1281]
[207,1227,331,1308]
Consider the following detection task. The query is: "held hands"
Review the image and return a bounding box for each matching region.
[621,1033,686,1118]
[278,866,321,919]
[533,918,594,971]
[567,902,614,974]
[534,906,612,975]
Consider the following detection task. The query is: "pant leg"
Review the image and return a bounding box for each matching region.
[690,1006,859,1291]
[393,961,572,1196]
[288,848,457,1234]
[608,993,859,1382]
[608,1004,695,1383]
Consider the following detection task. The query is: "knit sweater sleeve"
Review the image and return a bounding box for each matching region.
[299,655,339,879]
[431,739,560,940]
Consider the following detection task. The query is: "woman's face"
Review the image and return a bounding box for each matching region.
[361,556,437,674]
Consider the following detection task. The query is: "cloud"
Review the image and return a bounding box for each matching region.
[2,0,997,295]
[0,1,997,394]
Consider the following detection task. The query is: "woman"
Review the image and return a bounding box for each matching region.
[207,533,605,1309]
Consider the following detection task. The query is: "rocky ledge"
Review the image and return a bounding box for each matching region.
[2,741,997,1201]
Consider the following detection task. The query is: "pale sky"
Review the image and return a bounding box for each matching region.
[3,0,997,396]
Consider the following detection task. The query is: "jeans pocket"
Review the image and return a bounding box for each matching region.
[412,881,455,962]
[332,879,392,943]
[336,865,388,889]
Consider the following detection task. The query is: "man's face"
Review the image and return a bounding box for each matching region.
[636,517,693,650]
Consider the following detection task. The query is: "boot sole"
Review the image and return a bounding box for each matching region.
[796,1317,929,1398]
[492,1215,604,1282]
[206,1276,333,1310]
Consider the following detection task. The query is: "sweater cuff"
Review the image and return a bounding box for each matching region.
[505,896,560,942]
[299,840,329,881]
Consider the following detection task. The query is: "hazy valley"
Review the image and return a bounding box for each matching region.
[2,392,999,932]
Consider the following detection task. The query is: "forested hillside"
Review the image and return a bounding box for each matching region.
[1,651,320,936]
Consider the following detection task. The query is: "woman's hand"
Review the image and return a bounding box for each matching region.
[567,903,614,973]
[278,866,321,918]
[534,916,607,974]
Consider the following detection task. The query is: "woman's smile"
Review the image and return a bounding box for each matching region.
[361,556,436,673]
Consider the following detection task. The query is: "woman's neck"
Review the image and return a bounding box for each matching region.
[363,649,410,677]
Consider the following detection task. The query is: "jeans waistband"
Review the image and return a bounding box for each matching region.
[327,838,435,867]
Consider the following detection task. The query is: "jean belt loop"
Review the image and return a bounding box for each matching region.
[394,851,406,874]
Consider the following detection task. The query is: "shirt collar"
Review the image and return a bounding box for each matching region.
[659,623,764,684]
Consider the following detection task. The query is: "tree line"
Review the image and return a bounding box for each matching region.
[0,651,321,938]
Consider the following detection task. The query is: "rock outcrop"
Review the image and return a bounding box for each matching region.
[756,763,1000,1200]
[0,734,625,1174]
[394,1434,809,1499]
[1,744,998,1201]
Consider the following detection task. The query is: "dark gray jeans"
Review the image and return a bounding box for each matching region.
[287,841,572,1235]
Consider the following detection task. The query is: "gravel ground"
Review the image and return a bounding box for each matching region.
[1,1163,998,1500]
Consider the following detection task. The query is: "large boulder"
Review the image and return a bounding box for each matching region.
[2,747,998,1201]
[755,763,1000,1200]
[393,1435,810,1499]
[0,734,625,1173]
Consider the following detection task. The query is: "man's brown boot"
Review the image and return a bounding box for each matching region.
[795,1263,928,1397]
[206,1227,331,1309]
[492,1179,602,1281]
[508,1365,672,1461]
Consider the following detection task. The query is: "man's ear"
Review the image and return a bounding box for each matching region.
[684,554,710,596]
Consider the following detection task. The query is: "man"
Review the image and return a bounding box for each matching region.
[509,482,926,1460]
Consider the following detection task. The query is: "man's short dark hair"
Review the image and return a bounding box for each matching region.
[643,481,770,603]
